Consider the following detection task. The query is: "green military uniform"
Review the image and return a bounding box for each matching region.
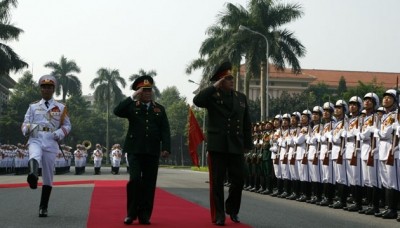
[261,125,273,194]
[114,75,171,225]
[193,61,252,225]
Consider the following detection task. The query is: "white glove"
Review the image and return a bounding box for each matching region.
[22,124,30,136]
[341,130,347,138]
[373,128,379,136]
[320,135,326,142]
[53,129,65,141]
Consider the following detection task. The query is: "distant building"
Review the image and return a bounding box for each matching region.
[240,64,400,102]
[0,74,17,115]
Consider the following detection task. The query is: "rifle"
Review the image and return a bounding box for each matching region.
[290,127,300,165]
[302,125,311,165]
[312,124,321,165]
[273,129,282,165]
[323,121,333,166]
[350,116,360,166]
[367,114,377,167]
[386,109,399,166]
[336,117,346,165]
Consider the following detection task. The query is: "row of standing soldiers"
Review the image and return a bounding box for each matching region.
[243,89,400,222]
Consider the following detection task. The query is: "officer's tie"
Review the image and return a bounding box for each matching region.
[45,101,49,108]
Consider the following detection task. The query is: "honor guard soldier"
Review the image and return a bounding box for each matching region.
[270,114,283,197]
[306,106,323,204]
[345,96,364,212]
[286,112,301,200]
[114,75,171,225]
[111,144,122,175]
[193,61,252,226]
[92,144,103,175]
[260,120,274,195]
[319,102,336,206]
[278,113,292,198]
[21,74,71,217]
[244,123,258,191]
[74,144,85,175]
[374,89,399,219]
[295,110,312,202]
[358,92,381,215]
[330,100,349,209]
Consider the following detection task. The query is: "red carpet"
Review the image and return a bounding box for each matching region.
[87,180,251,227]
[0,180,251,227]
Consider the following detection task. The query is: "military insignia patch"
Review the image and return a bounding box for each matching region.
[154,107,161,113]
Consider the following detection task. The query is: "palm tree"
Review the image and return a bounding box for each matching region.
[44,55,82,102]
[187,0,306,120]
[0,0,28,75]
[129,69,161,100]
[90,68,126,162]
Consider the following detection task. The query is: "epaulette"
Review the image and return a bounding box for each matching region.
[30,100,40,104]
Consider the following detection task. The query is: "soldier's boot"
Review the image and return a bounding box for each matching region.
[98,167,101,175]
[365,187,381,215]
[359,186,372,213]
[271,179,283,197]
[111,166,115,174]
[94,167,98,175]
[115,167,120,175]
[382,189,398,219]
[27,159,39,189]
[314,182,323,204]
[39,185,52,217]
[333,184,348,209]
[279,179,290,198]
[348,185,363,212]
[261,175,272,194]
[287,180,298,200]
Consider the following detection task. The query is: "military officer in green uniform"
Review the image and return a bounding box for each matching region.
[193,61,253,226]
[260,120,274,194]
[114,75,171,225]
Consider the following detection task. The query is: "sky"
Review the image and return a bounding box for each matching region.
[7,0,400,104]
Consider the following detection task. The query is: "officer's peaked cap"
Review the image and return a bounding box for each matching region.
[210,61,233,82]
[131,75,154,91]
[39,75,57,87]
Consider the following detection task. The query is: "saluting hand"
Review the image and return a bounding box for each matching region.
[213,77,225,89]
[131,87,143,100]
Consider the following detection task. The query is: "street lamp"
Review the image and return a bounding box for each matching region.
[239,25,269,120]
[188,79,207,167]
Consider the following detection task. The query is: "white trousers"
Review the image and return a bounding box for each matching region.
[29,142,56,186]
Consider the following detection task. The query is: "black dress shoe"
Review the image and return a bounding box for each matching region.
[229,214,240,223]
[124,216,134,225]
[347,204,362,212]
[382,209,398,219]
[39,207,48,217]
[332,201,345,209]
[215,219,225,226]
[374,209,388,217]
[27,173,38,189]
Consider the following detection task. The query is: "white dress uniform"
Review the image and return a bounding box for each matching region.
[376,110,398,190]
[345,115,362,186]
[92,148,103,168]
[21,98,71,186]
[331,118,347,185]
[111,149,122,167]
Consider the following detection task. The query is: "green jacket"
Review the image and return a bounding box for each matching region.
[193,86,253,154]
[113,97,171,156]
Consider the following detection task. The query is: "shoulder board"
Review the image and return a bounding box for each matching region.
[30,100,40,104]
